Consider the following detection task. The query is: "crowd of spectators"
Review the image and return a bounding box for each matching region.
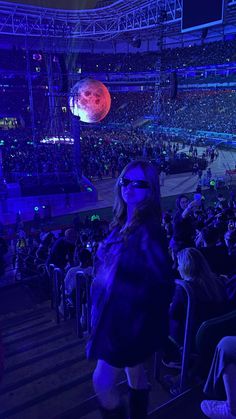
[2,136,73,180]
[75,40,236,73]
[159,190,236,376]
[0,213,109,282]
[0,39,235,145]
[0,40,235,75]
[107,92,154,123]
[161,89,236,133]
[1,87,235,138]
[1,85,235,184]
[2,187,236,283]
[1,38,236,76]
[107,89,236,134]
[1,128,209,182]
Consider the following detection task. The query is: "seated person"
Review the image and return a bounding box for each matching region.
[35,232,54,267]
[24,237,40,276]
[46,228,77,271]
[224,228,236,259]
[59,249,93,323]
[162,212,173,241]
[215,193,229,211]
[168,236,186,279]
[201,336,236,419]
[198,226,235,276]
[164,248,228,368]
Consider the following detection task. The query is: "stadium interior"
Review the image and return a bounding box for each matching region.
[0,0,236,418]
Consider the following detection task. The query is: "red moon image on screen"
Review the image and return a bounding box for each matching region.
[69,78,111,123]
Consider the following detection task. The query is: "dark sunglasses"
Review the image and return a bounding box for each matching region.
[119,177,150,189]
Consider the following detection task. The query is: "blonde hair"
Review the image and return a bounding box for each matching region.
[177,247,223,302]
[111,160,161,231]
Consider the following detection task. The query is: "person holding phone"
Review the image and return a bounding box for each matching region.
[173,194,201,247]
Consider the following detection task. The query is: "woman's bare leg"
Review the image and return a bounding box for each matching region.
[93,360,122,410]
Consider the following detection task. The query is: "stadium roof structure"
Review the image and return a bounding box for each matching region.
[6,0,101,10]
[0,0,181,39]
[0,0,235,45]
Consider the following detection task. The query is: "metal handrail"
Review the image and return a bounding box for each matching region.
[53,267,66,324]
[49,263,55,309]
[175,279,196,393]
[75,271,92,338]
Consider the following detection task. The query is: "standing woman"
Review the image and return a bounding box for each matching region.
[87,160,172,419]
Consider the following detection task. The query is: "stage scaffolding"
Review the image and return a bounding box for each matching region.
[153,5,166,126]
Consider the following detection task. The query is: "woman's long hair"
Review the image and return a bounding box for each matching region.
[111,160,161,231]
[177,247,224,302]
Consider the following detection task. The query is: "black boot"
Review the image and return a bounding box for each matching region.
[98,403,127,418]
[128,386,150,419]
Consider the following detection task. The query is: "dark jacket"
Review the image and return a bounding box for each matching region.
[173,211,195,246]
[87,222,173,367]
[46,237,75,269]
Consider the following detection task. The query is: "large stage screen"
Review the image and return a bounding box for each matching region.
[182,0,224,33]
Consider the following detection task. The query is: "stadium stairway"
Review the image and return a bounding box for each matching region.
[0,300,95,419]
[0,289,206,419]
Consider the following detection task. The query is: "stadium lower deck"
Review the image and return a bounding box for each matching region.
[2,146,236,226]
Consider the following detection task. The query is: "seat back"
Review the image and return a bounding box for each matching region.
[155,279,196,392]
[195,308,236,376]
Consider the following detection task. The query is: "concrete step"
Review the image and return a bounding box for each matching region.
[0,302,173,419]
[0,358,95,419]
[0,301,52,329]
[1,343,86,392]
[4,321,62,345]
[5,329,76,358]
[0,300,97,418]
[2,318,54,340]
[6,375,96,419]
[4,330,84,369]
